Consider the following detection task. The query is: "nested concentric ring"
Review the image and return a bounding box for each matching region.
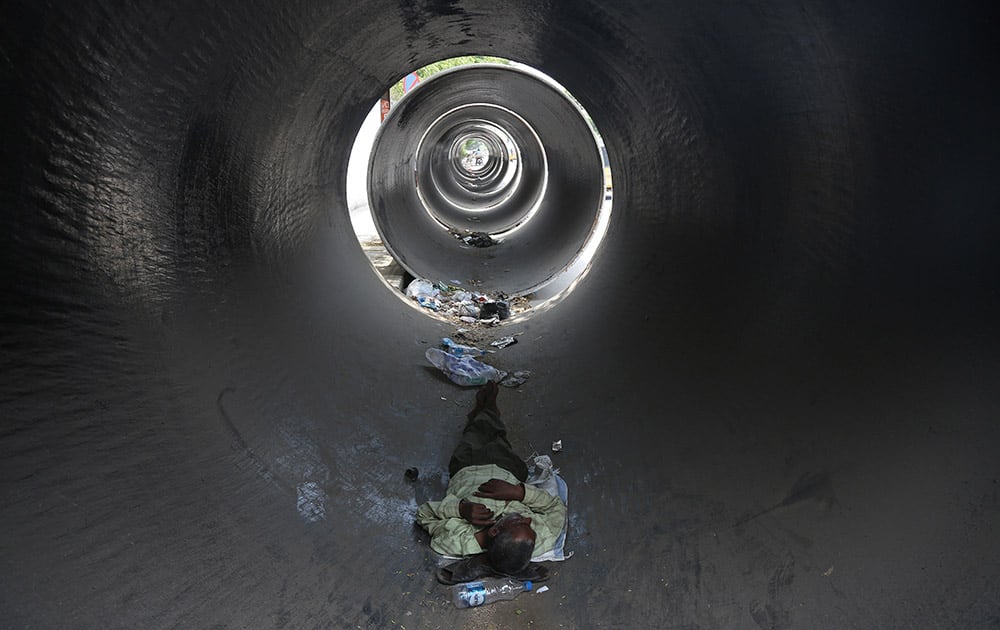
[368,64,605,296]
[416,105,546,234]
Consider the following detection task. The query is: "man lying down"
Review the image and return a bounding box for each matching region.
[416,382,568,583]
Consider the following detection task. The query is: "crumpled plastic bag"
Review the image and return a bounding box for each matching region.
[499,370,531,388]
[425,348,504,387]
[523,454,572,562]
[406,278,439,300]
[454,301,480,318]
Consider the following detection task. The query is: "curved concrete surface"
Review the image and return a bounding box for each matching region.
[370,64,606,295]
[2,1,998,628]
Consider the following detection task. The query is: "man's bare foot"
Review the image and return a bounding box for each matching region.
[469,381,500,419]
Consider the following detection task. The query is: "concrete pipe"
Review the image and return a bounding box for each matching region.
[1,1,998,628]
[369,64,605,295]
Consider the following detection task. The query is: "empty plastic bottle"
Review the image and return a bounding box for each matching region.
[441,337,485,357]
[451,577,533,608]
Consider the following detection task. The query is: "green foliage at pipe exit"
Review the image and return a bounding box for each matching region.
[389,56,511,103]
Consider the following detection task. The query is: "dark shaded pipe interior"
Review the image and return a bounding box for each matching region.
[2,1,998,627]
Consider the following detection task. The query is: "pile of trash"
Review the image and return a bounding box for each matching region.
[405,278,529,324]
[448,229,496,248]
[410,278,532,388]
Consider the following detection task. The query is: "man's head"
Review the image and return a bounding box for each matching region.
[486,513,536,575]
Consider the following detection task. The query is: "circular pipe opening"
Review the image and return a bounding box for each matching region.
[347,58,613,320]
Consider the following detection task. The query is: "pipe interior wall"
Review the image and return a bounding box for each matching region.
[2,1,998,627]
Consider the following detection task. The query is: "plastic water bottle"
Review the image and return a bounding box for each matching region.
[441,337,485,357]
[451,578,533,608]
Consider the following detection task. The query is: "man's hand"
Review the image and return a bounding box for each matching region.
[473,478,526,502]
[459,499,495,526]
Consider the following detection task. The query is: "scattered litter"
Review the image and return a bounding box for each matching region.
[536,586,550,594]
[499,370,531,388]
[403,278,530,324]
[463,232,496,248]
[490,336,518,350]
[405,467,419,481]
[551,440,563,452]
[441,337,485,357]
[453,329,524,348]
[449,229,497,248]
[426,348,505,387]
[822,566,834,577]
[416,296,441,311]
[407,280,539,393]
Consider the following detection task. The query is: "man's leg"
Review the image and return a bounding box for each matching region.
[448,383,529,481]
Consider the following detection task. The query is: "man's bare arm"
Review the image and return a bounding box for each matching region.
[473,478,526,502]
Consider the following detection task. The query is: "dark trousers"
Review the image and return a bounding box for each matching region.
[448,409,529,482]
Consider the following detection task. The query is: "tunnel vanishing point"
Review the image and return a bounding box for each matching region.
[1,1,999,628]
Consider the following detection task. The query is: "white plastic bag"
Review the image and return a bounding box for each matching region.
[425,348,503,386]
[405,278,438,300]
[455,301,480,318]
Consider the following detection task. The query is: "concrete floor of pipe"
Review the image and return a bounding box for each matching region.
[2,1,999,628]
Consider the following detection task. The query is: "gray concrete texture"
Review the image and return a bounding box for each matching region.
[1,1,998,628]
